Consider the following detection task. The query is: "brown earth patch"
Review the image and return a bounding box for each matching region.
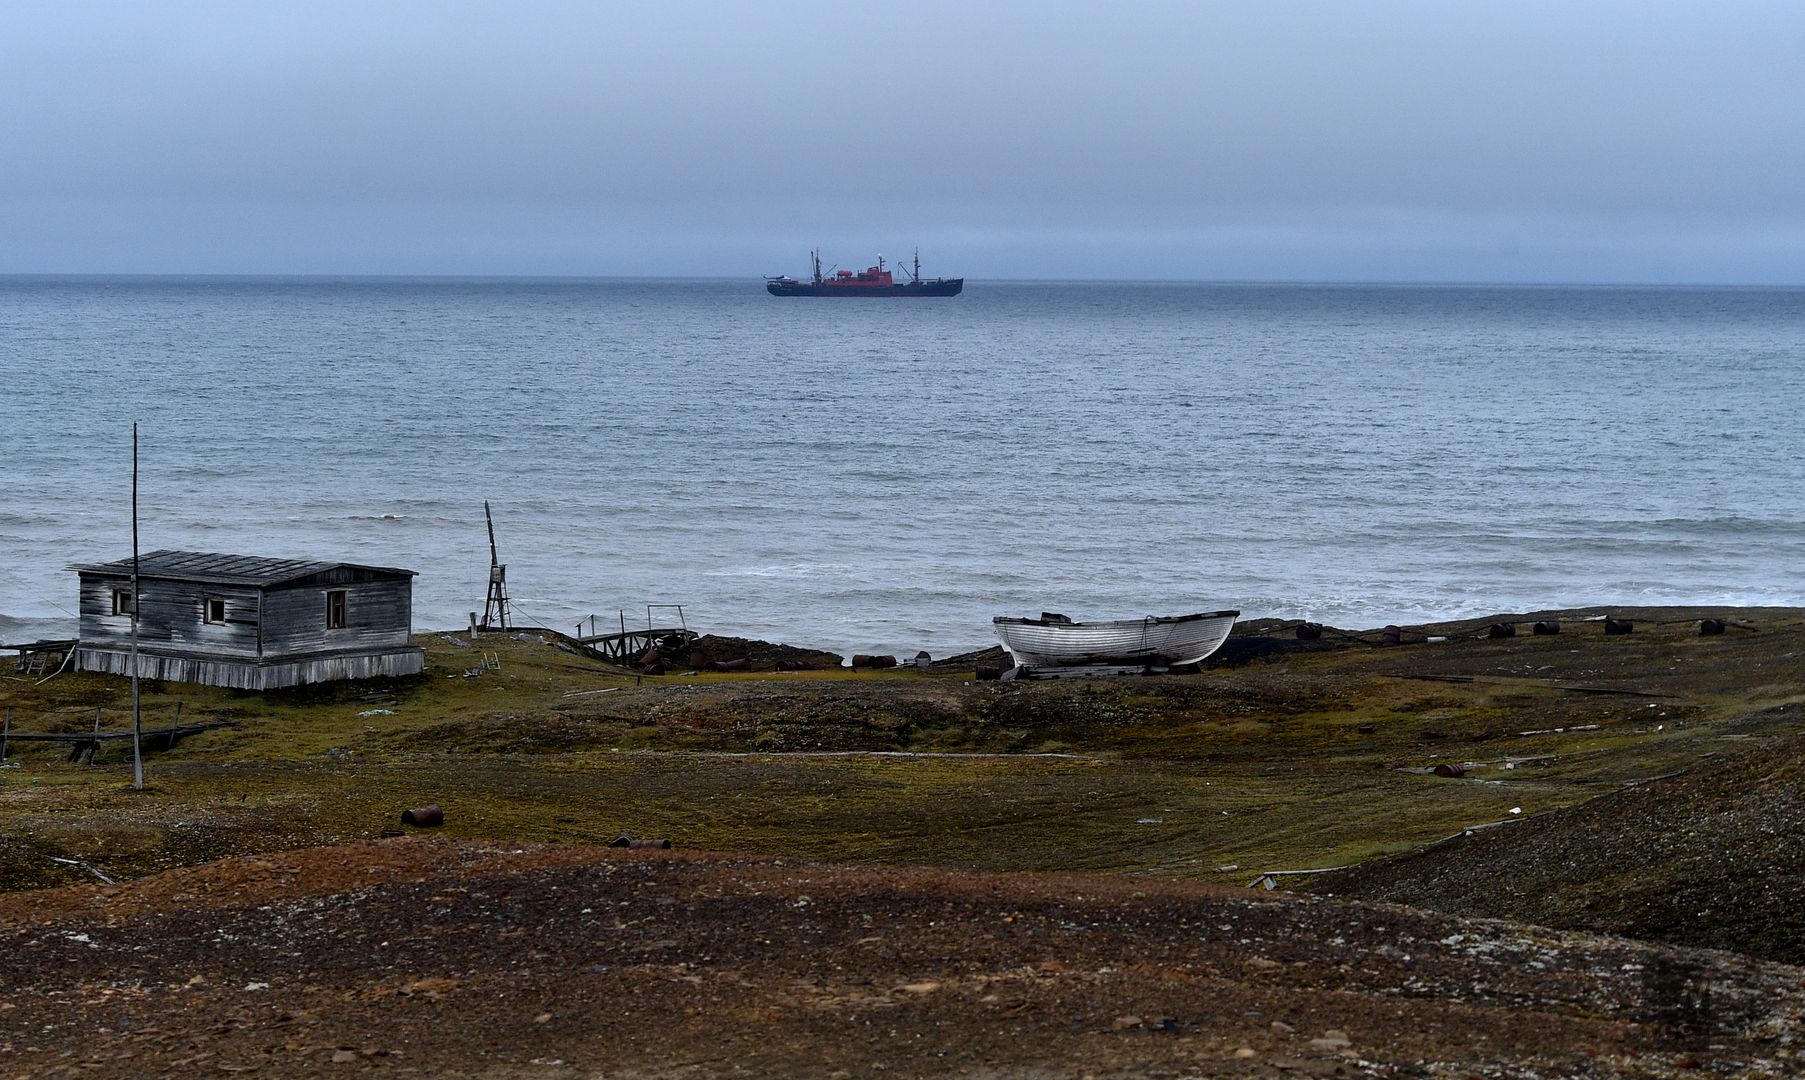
[3,838,1801,1078]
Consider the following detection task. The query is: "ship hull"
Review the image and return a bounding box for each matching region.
[993,611,1240,669]
[766,279,963,297]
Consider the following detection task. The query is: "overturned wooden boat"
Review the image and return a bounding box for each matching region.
[993,610,1240,670]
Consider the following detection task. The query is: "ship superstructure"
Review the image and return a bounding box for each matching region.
[766,250,963,297]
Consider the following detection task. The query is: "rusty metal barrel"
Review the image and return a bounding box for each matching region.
[711,658,749,672]
[608,834,671,850]
[401,805,443,828]
[1431,764,1466,778]
[1699,618,1726,636]
[975,665,1004,681]
[1295,622,1323,641]
[851,654,897,669]
[1532,620,1561,636]
[775,659,803,671]
[1603,617,1633,636]
[1379,625,1403,645]
[642,659,667,675]
[1487,622,1516,639]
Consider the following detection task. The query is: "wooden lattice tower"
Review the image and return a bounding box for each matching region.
[480,501,511,630]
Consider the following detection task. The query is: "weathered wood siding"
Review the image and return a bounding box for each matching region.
[77,574,262,658]
[260,578,413,656]
[75,645,425,690]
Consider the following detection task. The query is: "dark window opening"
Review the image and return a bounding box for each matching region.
[112,588,135,616]
[204,597,227,624]
[326,589,348,630]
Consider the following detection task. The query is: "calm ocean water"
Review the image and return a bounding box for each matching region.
[2,276,1801,657]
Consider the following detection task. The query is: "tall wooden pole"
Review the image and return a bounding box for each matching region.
[130,423,143,791]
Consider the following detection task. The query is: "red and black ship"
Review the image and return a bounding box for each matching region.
[766,250,962,297]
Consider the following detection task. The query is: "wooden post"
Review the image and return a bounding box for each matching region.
[130,422,143,791]
[166,700,182,749]
[2,708,9,761]
[91,707,103,766]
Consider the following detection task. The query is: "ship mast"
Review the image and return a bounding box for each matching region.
[811,248,822,284]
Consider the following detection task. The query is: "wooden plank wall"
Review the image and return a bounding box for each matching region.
[77,576,262,658]
[260,578,413,656]
[74,646,425,690]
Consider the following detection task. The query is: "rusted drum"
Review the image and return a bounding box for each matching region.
[1380,625,1403,645]
[1603,618,1633,636]
[1532,621,1561,635]
[642,659,667,675]
[608,834,671,850]
[401,805,443,827]
[1487,623,1516,639]
[711,658,749,672]
[640,648,661,665]
[1295,622,1323,641]
[1699,618,1725,636]
[975,665,1003,681]
[1431,764,1466,778]
[851,654,898,669]
[775,659,803,671]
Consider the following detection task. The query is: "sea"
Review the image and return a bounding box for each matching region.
[2,276,1801,659]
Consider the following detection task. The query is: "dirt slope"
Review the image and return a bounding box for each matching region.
[1304,721,1805,964]
[2,838,1801,1078]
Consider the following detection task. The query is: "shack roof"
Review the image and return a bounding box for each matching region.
[69,549,417,587]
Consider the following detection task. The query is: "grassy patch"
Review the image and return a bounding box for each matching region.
[3,610,1800,892]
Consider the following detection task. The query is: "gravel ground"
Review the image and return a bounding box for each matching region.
[1303,724,1805,964]
[3,838,1801,1078]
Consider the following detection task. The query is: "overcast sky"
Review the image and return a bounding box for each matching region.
[4,1,1802,282]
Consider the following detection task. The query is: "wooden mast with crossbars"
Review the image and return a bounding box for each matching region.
[480,501,511,630]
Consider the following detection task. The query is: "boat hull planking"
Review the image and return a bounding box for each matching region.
[993,611,1240,669]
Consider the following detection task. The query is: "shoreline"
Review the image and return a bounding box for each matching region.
[11,601,1803,657]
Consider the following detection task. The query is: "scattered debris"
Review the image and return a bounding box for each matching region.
[47,855,118,885]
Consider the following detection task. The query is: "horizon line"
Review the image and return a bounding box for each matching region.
[4,271,1804,290]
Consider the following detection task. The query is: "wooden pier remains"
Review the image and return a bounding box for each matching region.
[573,605,698,663]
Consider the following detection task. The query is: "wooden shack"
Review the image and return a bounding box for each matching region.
[69,550,425,690]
